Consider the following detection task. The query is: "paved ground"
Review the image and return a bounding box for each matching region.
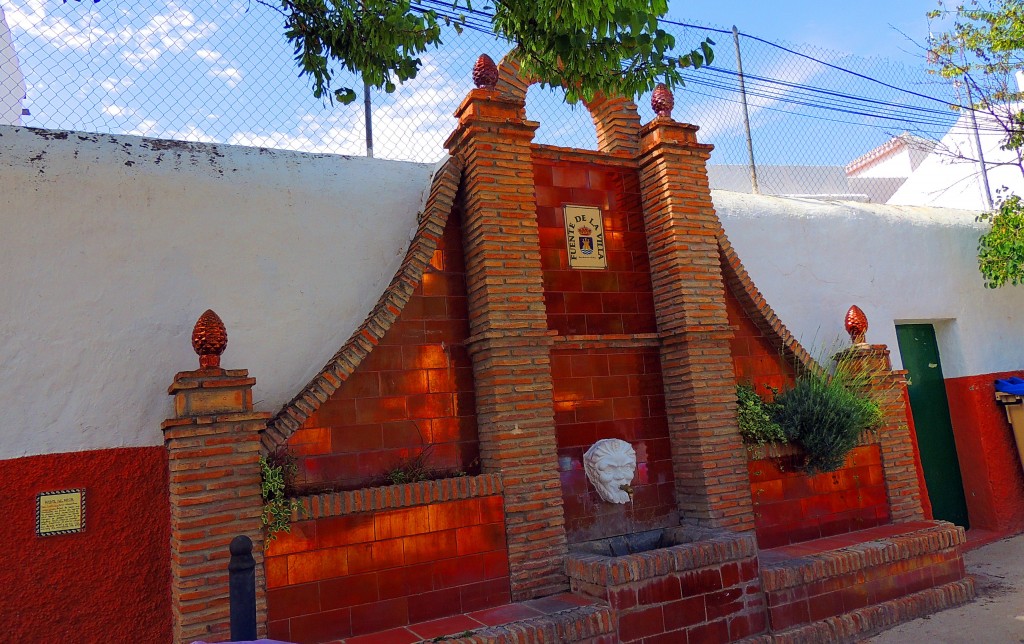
[867,533,1024,643]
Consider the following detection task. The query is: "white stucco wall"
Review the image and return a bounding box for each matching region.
[0,125,434,459]
[715,190,1024,379]
[0,6,24,125]
[5,125,1023,461]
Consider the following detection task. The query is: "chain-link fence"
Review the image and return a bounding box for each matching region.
[1,0,964,199]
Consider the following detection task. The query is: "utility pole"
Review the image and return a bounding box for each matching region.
[962,81,994,210]
[733,25,760,194]
[363,80,374,158]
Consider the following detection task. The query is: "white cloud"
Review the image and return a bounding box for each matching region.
[118,4,218,70]
[5,0,121,51]
[210,67,241,88]
[196,49,221,62]
[102,104,135,117]
[100,77,134,93]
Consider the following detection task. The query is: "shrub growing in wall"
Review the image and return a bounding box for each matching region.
[771,355,883,474]
[736,383,786,445]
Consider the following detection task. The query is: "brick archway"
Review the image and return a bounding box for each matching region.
[493,53,641,156]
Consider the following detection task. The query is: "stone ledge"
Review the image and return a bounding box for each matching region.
[290,472,503,521]
[567,527,757,586]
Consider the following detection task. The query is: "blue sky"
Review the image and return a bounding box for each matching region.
[1,0,953,165]
[676,1,936,63]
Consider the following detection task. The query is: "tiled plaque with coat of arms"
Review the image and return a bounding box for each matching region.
[563,205,607,270]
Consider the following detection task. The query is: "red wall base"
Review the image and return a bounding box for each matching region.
[0,447,171,643]
[945,372,1024,535]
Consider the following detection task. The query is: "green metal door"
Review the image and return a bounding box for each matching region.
[895,324,970,528]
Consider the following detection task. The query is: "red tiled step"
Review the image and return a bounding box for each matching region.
[328,593,605,644]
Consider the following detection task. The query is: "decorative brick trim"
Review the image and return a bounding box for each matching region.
[552,333,661,350]
[770,579,975,644]
[759,521,966,592]
[262,157,463,451]
[494,52,641,156]
[445,604,617,644]
[532,145,640,167]
[289,473,502,521]
[718,232,817,376]
[567,527,757,586]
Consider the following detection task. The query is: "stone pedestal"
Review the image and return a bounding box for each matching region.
[839,344,927,522]
[163,368,269,643]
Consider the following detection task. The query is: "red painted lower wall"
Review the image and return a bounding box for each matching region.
[0,447,171,643]
[945,372,1024,535]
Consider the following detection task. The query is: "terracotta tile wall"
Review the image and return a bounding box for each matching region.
[725,288,796,395]
[287,211,478,491]
[749,445,891,549]
[535,149,675,542]
[265,494,509,642]
[534,152,656,336]
[553,345,676,541]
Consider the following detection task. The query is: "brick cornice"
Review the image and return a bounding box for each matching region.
[291,473,503,521]
[262,157,463,451]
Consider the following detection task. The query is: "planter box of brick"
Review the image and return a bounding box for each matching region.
[747,441,891,549]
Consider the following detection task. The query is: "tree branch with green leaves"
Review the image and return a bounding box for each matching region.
[927,0,1024,287]
[268,0,714,104]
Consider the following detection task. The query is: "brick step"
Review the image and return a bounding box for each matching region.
[757,520,973,638]
[334,593,615,644]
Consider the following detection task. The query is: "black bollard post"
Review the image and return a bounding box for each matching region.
[228,535,257,641]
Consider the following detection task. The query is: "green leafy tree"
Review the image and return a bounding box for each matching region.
[927,0,1024,287]
[262,0,714,104]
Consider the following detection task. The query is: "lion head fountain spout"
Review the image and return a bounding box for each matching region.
[584,438,637,504]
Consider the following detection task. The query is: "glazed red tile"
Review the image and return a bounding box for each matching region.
[407,614,485,640]
[349,598,411,636]
[466,603,543,627]
[330,425,384,454]
[289,607,353,642]
[455,523,506,556]
[405,587,463,624]
[374,562,434,601]
[403,529,458,565]
[320,572,380,610]
[267,582,321,621]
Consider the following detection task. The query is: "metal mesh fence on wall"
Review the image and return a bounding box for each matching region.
[1,0,964,197]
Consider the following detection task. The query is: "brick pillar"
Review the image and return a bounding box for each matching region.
[838,344,926,522]
[636,116,756,531]
[163,367,269,642]
[444,88,569,600]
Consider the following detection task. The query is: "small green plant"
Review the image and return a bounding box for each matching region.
[384,447,435,485]
[260,447,298,541]
[771,353,883,474]
[736,383,786,445]
[383,447,476,486]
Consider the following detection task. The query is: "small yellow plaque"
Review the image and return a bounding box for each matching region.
[564,205,608,270]
[37,489,85,537]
